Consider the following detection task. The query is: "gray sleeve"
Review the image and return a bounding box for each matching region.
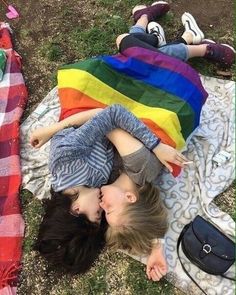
[122,146,163,186]
[53,104,160,153]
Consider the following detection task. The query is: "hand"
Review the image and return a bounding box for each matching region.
[153,142,188,172]
[146,244,167,282]
[30,127,54,148]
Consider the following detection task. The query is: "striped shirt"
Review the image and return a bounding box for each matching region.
[49,104,160,192]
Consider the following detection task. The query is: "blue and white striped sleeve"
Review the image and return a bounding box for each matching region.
[66,104,160,151]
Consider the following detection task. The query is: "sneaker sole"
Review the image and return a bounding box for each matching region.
[132,5,147,15]
[151,1,169,5]
[203,40,235,53]
[221,43,236,53]
[182,12,204,44]
[202,39,215,44]
[132,2,168,16]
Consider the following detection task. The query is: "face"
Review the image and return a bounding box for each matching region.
[66,186,103,224]
[99,184,135,227]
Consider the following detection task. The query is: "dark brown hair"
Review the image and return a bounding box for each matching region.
[34,189,107,274]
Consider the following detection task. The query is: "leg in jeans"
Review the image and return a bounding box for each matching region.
[129,14,187,48]
[129,14,159,47]
[118,33,189,61]
[118,14,189,63]
[117,11,235,66]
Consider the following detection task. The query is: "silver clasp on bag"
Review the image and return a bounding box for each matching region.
[202,244,212,254]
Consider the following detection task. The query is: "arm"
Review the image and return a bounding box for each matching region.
[51,104,160,153]
[32,103,188,170]
[146,241,168,281]
[106,128,143,157]
[152,143,188,172]
[107,128,188,172]
[30,108,103,148]
[107,129,162,185]
[86,104,188,170]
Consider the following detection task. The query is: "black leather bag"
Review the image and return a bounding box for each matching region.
[177,215,235,295]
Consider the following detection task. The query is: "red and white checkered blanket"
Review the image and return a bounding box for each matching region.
[0,22,27,295]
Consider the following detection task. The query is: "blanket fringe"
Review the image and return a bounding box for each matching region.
[0,262,20,289]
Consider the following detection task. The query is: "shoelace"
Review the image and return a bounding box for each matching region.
[150,28,164,40]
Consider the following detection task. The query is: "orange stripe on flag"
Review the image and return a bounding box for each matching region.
[141,118,176,148]
[59,88,178,148]
[59,88,107,109]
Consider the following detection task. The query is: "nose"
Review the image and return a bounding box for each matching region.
[101,185,108,192]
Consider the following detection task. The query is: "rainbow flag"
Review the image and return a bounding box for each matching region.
[58,46,208,158]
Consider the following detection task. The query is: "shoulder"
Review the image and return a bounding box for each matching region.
[122,146,163,186]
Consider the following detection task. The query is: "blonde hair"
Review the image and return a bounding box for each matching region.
[106,183,168,255]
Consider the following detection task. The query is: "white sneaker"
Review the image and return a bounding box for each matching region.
[147,21,166,47]
[181,12,204,44]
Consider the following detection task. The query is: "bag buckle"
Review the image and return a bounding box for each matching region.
[202,244,212,254]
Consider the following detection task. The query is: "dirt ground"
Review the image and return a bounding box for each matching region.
[0,0,234,294]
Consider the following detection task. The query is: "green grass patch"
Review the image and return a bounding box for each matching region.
[126,260,173,295]
[86,266,107,294]
[21,190,44,253]
[71,15,129,57]
[40,42,63,61]
[19,28,30,38]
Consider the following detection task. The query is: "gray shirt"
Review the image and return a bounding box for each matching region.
[122,146,163,186]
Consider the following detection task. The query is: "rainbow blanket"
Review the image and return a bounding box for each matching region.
[58,47,208,174]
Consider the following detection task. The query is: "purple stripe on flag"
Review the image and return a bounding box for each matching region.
[113,47,208,100]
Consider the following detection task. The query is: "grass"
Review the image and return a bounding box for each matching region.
[71,15,129,57]
[126,260,174,295]
[87,267,107,294]
[20,190,44,253]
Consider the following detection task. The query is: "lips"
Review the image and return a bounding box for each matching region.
[99,190,103,201]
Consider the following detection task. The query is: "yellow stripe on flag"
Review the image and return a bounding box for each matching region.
[58,69,185,149]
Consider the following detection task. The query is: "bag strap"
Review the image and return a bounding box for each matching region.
[177,224,209,295]
[221,273,236,281]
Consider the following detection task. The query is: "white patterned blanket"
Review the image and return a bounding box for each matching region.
[20,76,235,295]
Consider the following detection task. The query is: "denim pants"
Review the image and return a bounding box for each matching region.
[127,25,189,61]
